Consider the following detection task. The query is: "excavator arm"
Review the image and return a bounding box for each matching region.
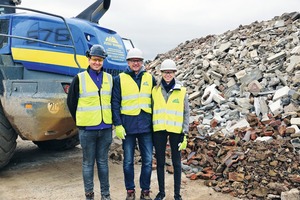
[1,0,110,23]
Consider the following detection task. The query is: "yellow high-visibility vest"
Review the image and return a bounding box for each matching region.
[119,72,152,115]
[76,71,112,126]
[152,86,186,133]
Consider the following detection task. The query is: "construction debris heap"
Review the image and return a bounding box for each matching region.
[146,12,300,199]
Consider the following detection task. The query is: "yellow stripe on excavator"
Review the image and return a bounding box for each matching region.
[11,47,88,69]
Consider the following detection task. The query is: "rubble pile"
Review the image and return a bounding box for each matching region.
[182,115,300,199]
[146,12,300,199]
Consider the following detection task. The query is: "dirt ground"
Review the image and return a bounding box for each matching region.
[0,137,239,200]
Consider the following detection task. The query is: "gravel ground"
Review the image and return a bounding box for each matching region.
[0,137,239,200]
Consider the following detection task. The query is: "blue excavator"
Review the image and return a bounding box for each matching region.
[0,0,132,169]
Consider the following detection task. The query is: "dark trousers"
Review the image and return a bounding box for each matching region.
[153,131,182,196]
[122,132,153,191]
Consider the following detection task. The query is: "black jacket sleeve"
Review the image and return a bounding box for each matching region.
[111,75,122,126]
[152,75,157,87]
[67,75,79,121]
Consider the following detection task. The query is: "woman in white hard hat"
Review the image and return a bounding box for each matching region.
[152,59,190,200]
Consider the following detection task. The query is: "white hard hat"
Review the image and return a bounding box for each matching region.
[160,59,177,71]
[126,48,144,60]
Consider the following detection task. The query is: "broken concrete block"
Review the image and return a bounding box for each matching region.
[203,59,210,68]
[248,80,262,95]
[235,70,246,80]
[286,55,300,73]
[255,136,273,142]
[227,78,236,88]
[219,42,232,52]
[240,69,263,85]
[267,51,286,64]
[274,20,285,28]
[291,46,300,55]
[273,86,290,101]
[281,188,300,200]
[201,84,225,105]
[269,99,283,116]
[259,97,269,115]
[250,50,258,58]
[189,91,201,101]
[291,118,300,125]
[210,70,223,80]
[289,125,300,134]
[209,60,219,68]
[227,118,250,133]
[254,97,261,117]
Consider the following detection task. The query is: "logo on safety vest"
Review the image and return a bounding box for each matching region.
[172,98,179,103]
[143,81,149,86]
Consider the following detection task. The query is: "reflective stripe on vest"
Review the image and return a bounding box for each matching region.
[152,86,186,133]
[76,71,112,126]
[119,72,152,115]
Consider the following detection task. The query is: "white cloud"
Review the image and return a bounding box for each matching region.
[20,0,300,60]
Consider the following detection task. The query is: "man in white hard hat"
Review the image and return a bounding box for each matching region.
[112,48,156,200]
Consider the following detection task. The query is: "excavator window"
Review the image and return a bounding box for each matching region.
[0,19,9,48]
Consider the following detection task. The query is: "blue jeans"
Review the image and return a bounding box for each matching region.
[79,128,112,196]
[153,131,182,197]
[122,132,153,191]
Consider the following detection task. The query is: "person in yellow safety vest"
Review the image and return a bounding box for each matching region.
[112,48,156,200]
[152,59,190,200]
[67,44,112,200]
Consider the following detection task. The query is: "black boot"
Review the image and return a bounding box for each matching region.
[85,192,94,200]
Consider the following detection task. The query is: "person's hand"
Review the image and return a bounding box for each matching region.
[115,125,126,140]
[178,134,187,151]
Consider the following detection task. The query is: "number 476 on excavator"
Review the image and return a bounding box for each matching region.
[0,0,133,169]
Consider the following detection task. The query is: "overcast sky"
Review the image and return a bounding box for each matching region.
[20,0,300,60]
